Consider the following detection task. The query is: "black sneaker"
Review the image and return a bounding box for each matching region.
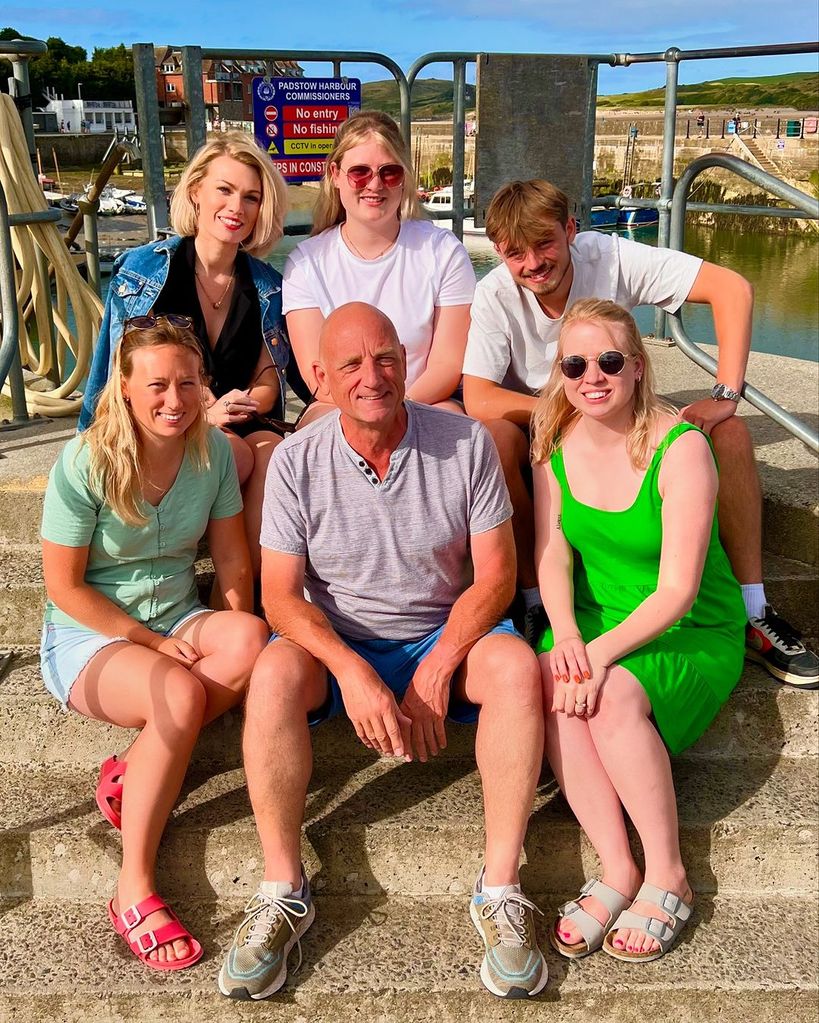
[745,606,819,689]
[521,604,548,651]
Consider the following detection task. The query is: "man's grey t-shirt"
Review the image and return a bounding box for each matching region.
[260,401,512,642]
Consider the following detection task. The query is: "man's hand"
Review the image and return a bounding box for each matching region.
[400,652,453,763]
[337,662,412,761]
[680,398,737,435]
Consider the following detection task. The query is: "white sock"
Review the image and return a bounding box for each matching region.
[741,583,767,621]
[260,878,303,899]
[482,881,521,899]
[521,587,541,611]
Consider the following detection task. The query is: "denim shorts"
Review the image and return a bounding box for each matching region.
[40,605,214,710]
[269,617,520,727]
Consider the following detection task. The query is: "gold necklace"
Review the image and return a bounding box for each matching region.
[195,269,235,310]
[342,224,396,261]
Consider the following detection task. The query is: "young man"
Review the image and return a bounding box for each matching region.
[463,179,817,688]
[218,303,548,1001]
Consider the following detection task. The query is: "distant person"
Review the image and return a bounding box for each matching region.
[533,299,744,962]
[461,179,818,689]
[41,319,268,971]
[696,110,705,137]
[79,132,290,577]
[218,303,547,1001]
[59,120,65,132]
[283,110,475,426]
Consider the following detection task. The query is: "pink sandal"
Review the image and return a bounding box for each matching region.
[95,755,126,830]
[108,894,203,971]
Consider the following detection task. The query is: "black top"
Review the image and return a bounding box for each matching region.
[154,236,263,398]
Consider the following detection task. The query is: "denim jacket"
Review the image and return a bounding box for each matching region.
[78,235,289,429]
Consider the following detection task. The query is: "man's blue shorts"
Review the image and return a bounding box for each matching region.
[270,618,520,727]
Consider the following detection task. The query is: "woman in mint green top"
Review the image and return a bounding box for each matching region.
[531,299,744,967]
[40,318,268,972]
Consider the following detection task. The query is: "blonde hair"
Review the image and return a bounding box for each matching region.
[170,131,288,258]
[485,179,570,252]
[531,299,676,470]
[312,110,422,234]
[82,321,210,526]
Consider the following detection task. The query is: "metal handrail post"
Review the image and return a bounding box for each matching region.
[0,182,27,422]
[8,54,37,173]
[668,153,819,452]
[181,46,207,157]
[580,61,600,227]
[655,47,681,340]
[78,197,102,297]
[132,43,169,239]
[451,59,466,242]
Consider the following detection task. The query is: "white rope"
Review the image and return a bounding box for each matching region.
[0,93,102,416]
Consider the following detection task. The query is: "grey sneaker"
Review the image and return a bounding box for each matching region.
[470,869,547,998]
[218,873,315,1000]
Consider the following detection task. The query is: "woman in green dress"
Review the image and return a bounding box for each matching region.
[531,298,744,964]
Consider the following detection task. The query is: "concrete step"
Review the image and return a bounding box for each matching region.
[1,754,816,902]
[1,648,816,769]
[0,893,816,1022]
[2,541,817,643]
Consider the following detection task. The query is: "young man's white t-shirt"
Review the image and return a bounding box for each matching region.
[283,219,476,386]
[462,231,703,394]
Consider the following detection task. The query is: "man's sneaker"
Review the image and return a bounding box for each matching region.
[746,606,819,689]
[522,603,548,650]
[218,873,315,1000]
[470,869,548,998]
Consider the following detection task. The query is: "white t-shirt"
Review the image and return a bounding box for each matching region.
[463,231,703,394]
[283,219,476,386]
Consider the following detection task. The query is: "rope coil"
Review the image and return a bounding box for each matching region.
[0,92,102,416]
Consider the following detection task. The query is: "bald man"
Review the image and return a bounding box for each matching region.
[219,302,547,1002]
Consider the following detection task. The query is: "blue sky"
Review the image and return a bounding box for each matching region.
[4,3,818,94]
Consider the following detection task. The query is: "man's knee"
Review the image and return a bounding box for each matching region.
[710,414,754,460]
[247,640,326,715]
[484,419,530,472]
[466,634,541,710]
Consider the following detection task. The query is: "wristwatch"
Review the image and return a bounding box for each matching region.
[711,382,741,403]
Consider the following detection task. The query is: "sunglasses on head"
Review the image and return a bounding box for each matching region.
[560,350,635,379]
[125,314,194,331]
[342,164,405,190]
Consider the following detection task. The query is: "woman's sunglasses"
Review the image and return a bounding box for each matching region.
[560,351,635,379]
[125,314,194,331]
[342,164,405,190]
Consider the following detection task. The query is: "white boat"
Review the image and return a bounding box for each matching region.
[422,181,475,215]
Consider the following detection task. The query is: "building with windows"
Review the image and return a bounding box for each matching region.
[44,96,136,134]
[154,47,303,125]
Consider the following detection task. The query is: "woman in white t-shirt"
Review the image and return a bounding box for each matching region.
[283,111,476,424]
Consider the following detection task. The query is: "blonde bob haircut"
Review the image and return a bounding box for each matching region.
[485,179,570,254]
[312,110,423,235]
[531,298,677,471]
[82,319,210,527]
[170,131,288,258]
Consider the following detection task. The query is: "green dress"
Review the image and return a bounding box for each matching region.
[536,422,745,754]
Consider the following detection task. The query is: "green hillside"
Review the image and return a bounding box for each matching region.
[597,71,818,109]
[363,78,476,120]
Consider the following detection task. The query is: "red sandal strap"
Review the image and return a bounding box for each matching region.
[128,919,192,957]
[117,893,170,934]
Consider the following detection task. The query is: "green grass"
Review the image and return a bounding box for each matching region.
[363,78,476,120]
[597,71,818,109]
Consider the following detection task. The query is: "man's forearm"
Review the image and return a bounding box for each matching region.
[430,574,516,675]
[264,592,365,677]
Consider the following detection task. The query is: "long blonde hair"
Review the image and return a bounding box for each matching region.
[170,131,288,258]
[531,299,675,470]
[311,110,422,234]
[82,320,210,526]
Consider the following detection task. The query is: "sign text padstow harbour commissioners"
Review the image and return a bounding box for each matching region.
[252,77,361,183]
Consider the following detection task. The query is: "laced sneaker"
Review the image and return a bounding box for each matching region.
[218,872,315,1000]
[470,868,548,998]
[522,604,548,650]
[746,606,819,689]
